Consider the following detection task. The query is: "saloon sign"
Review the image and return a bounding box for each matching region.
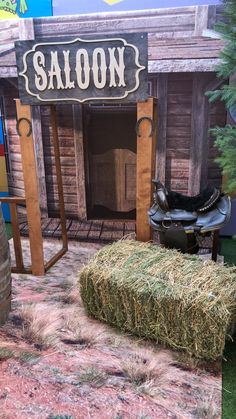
[15,34,148,104]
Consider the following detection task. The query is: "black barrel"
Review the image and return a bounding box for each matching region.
[0,204,11,325]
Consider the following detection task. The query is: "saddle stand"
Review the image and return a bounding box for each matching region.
[148,180,231,260]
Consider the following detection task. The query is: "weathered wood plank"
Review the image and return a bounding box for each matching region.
[188,73,213,195]
[34,9,196,38]
[194,5,209,36]
[19,18,48,218]
[87,221,102,240]
[100,221,114,241]
[67,219,82,239]
[31,106,48,216]
[77,220,92,240]
[0,67,17,77]
[73,105,87,220]
[15,100,45,276]
[156,74,167,184]
[148,58,221,73]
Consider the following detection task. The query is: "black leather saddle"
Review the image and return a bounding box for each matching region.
[148,180,231,253]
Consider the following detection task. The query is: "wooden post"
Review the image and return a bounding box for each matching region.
[9,203,24,271]
[136,97,157,241]
[19,18,48,217]
[15,100,45,276]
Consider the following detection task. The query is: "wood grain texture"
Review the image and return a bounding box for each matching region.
[156,74,167,184]
[50,105,68,250]
[73,105,87,220]
[136,97,157,242]
[19,18,48,217]
[9,203,24,271]
[148,58,222,73]
[15,99,45,276]
[188,73,213,195]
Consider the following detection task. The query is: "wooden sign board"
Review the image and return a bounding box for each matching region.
[15,33,148,105]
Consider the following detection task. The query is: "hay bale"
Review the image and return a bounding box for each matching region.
[79,240,236,359]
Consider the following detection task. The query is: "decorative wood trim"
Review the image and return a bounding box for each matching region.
[188,73,213,195]
[156,74,167,184]
[15,99,45,276]
[73,104,87,220]
[136,97,157,241]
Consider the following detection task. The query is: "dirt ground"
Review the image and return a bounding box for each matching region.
[0,239,222,419]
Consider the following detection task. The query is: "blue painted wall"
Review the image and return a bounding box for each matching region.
[18,0,53,18]
[53,0,221,16]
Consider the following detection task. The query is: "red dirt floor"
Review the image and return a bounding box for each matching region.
[0,239,221,419]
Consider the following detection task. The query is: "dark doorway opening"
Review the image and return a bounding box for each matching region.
[84,104,137,220]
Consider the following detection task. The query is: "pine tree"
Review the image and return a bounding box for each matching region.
[207,0,236,192]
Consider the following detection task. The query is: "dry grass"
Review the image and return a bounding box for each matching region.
[192,391,220,419]
[19,303,62,349]
[61,306,110,346]
[121,348,167,387]
[80,240,236,359]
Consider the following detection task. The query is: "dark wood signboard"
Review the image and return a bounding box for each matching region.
[15,33,148,105]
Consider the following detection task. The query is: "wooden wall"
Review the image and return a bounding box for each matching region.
[0,5,225,77]
[2,72,227,221]
[41,106,78,218]
[157,72,227,195]
[0,80,23,198]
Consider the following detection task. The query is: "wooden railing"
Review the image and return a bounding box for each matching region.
[0,195,68,275]
[0,196,27,273]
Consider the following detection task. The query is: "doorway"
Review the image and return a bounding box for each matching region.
[84,105,137,220]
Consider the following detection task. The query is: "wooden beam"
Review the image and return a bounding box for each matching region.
[18,18,34,40]
[19,17,48,217]
[188,73,213,195]
[15,100,45,276]
[148,58,222,73]
[73,105,87,220]
[156,74,167,184]
[9,203,24,271]
[136,97,158,242]
[194,5,209,36]
[0,197,25,204]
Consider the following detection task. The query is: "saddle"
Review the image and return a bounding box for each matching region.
[148,180,231,254]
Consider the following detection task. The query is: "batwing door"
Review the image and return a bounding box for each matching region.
[86,107,136,218]
[91,148,136,213]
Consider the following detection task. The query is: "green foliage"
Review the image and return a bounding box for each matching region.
[206,1,236,192]
[210,125,236,192]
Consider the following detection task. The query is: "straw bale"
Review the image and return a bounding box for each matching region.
[79,241,236,359]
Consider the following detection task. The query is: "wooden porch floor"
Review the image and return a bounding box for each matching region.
[19,218,136,243]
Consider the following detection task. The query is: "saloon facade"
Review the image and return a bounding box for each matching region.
[0,5,227,224]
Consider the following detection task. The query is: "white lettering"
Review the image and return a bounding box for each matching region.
[108,47,126,87]
[48,51,65,90]
[33,52,47,91]
[75,49,90,90]
[92,48,107,89]
[63,50,75,89]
